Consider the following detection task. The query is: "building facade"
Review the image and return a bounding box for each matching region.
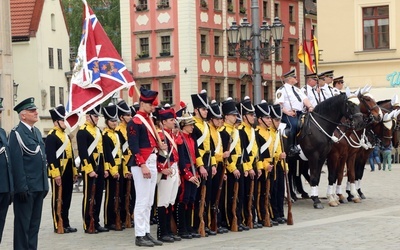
[317,0,400,100]
[121,0,308,107]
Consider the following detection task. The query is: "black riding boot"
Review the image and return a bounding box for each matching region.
[157,207,174,242]
[177,203,191,239]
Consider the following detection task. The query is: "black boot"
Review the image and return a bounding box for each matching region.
[166,205,181,241]
[186,206,200,238]
[157,207,174,243]
[177,203,192,239]
[135,236,154,247]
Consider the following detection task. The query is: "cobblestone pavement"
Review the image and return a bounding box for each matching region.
[2,165,399,249]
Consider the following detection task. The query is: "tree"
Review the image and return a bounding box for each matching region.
[61,0,121,57]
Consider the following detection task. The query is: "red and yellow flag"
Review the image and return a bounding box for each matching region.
[298,42,314,73]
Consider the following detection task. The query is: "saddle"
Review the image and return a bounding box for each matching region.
[298,113,311,139]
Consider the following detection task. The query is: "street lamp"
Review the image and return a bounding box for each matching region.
[13,80,19,104]
[227,16,284,104]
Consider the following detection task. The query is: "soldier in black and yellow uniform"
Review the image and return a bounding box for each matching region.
[254,100,274,226]
[268,104,288,225]
[115,100,134,228]
[102,104,129,230]
[237,96,262,230]
[9,97,49,249]
[46,105,78,234]
[190,90,217,236]
[220,98,244,232]
[207,100,229,234]
[77,105,109,233]
[0,97,13,243]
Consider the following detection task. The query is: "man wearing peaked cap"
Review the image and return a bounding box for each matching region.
[77,103,109,234]
[254,100,274,227]
[267,103,288,225]
[155,108,181,242]
[9,97,49,249]
[190,90,218,236]
[283,69,296,79]
[0,97,13,242]
[115,100,134,229]
[127,86,166,246]
[332,76,344,96]
[46,105,78,234]
[207,100,227,233]
[102,104,127,231]
[318,70,335,99]
[237,96,261,229]
[302,73,321,108]
[219,97,244,232]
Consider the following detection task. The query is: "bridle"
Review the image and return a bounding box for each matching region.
[358,94,380,124]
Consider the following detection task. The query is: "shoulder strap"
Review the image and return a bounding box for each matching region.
[196,121,209,146]
[87,127,101,156]
[135,114,156,140]
[56,133,69,159]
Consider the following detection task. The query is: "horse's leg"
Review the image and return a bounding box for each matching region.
[287,157,298,201]
[296,160,309,198]
[308,154,324,209]
[345,152,361,203]
[326,149,339,207]
[336,147,349,204]
[355,150,370,199]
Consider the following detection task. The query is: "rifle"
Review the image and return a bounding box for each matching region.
[114,179,122,230]
[263,162,272,227]
[231,178,239,232]
[247,174,254,229]
[279,135,293,225]
[210,162,226,232]
[88,178,96,233]
[56,184,64,234]
[125,178,132,228]
[198,179,206,237]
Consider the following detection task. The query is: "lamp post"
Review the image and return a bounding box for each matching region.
[226,3,284,104]
[13,80,19,104]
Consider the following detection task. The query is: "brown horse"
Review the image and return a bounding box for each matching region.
[325,89,383,206]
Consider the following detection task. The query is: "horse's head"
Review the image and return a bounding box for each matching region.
[344,88,364,130]
[357,86,382,123]
[390,109,400,147]
[375,110,398,148]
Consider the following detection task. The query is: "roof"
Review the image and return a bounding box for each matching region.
[10,0,45,41]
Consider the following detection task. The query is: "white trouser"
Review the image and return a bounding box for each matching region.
[157,162,180,207]
[131,153,157,237]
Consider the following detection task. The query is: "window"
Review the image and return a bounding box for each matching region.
[59,87,64,105]
[274,3,280,18]
[160,36,171,56]
[200,0,208,8]
[161,82,173,104]
[227,0,234,12]
[201,34,207,54]
[202,82,208,92]
[289,43,295,62]
[157,0,169,9]
[214,0,220,10]
[240,84,246,99]
[136,0,148,11]
[228,83,234,97]
[275,47,281,61]
[141,83,151,90]
[139,37,149,58]
[51,14,56,31]
[214,36,220,55]
[363,6,389,50]
[289,5,295,22]
[239,0,246,14]
[262,0,269,19]
[263,85,269,100]
[48,48,54,68]
[50,86,56,107]
[215,82,221,102]
[57,49,63,69]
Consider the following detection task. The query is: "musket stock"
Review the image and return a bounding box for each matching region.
[114,179,122,230]
[125,178,132,228]
[88,178,96,233]
[56,184,64,234]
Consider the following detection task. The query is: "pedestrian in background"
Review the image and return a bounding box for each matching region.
[369,145,381,171]
[381,142,393,171]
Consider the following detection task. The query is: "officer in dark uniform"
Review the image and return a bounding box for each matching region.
[46,105,78,234]
[115,100,134,228]
[77,105,109,234]
[128,87,164,247]
[0,97,13,243]
[191,90,217,236]
[237,96,261,229]
[9,97,49,249]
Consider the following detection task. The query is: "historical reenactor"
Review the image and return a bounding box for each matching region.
[220,97,244,232]
[156,107,181,242]
[46,105,78,234]
[237,96,262,229]
[130,102,139,117]
[77,105,109,234]
[254,100,274,226]
[268,104,288,225]
[207,100,228,234]
[319,70,335,99]
[115,100,134,228]
[190,90,217,236]
[127,87,165,247]
[275,69,313,157]
[302,73,321,108]
[102,104,128,231]
[0,97,13,243]
[175,113,200,239]
[332,76,344,96]
[9,97,49,249]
